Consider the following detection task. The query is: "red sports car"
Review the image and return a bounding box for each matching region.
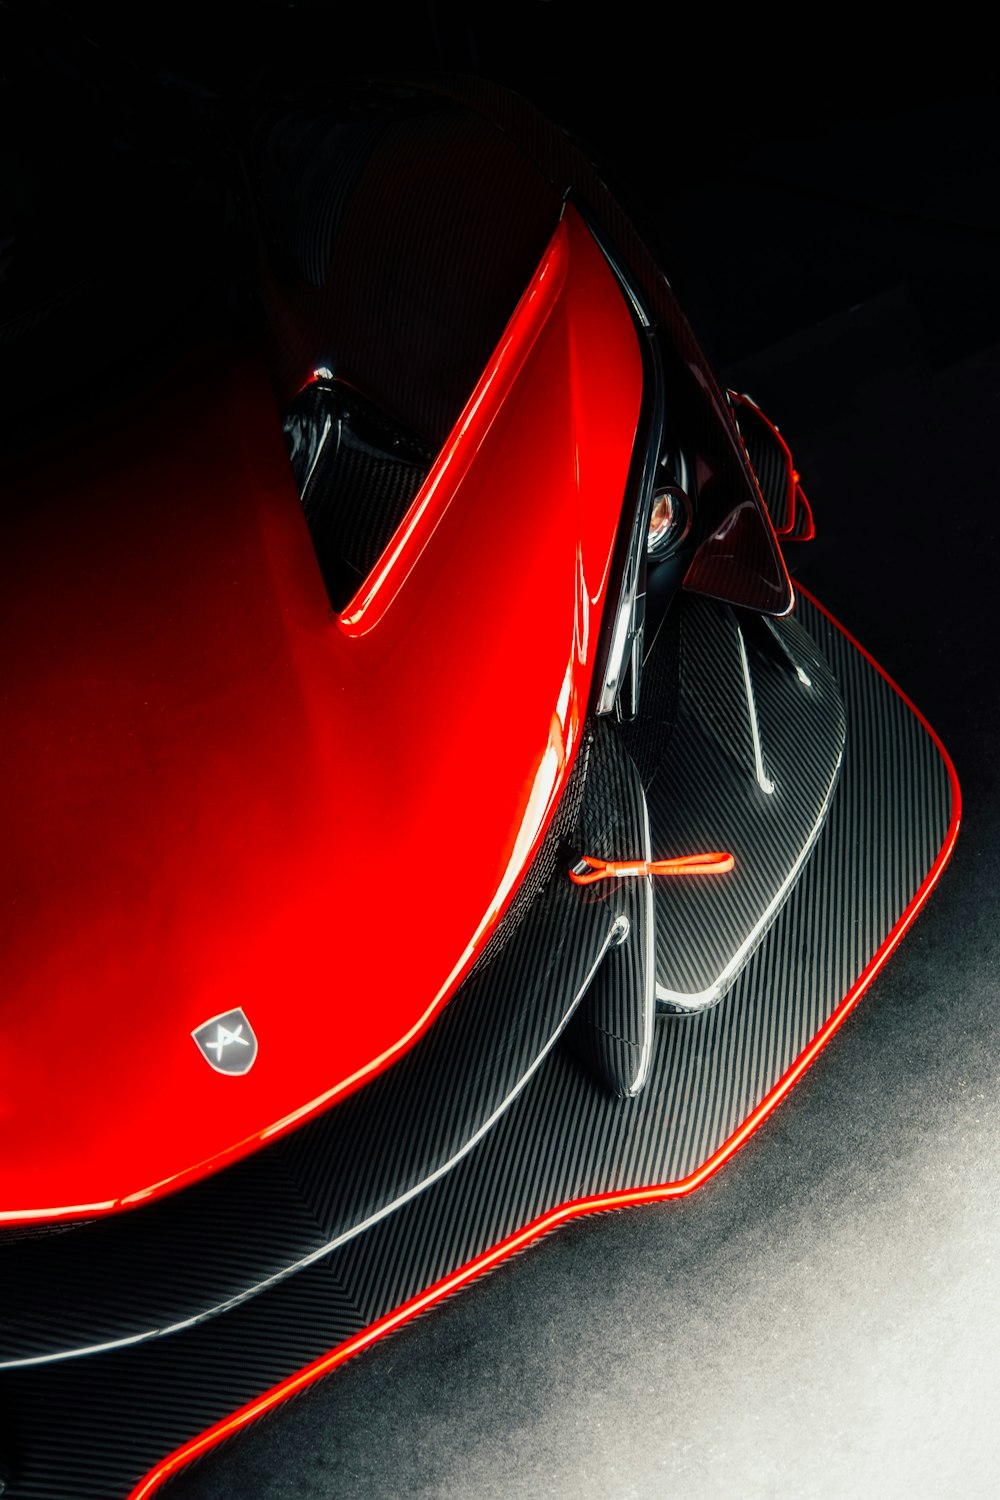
[0,56,958,1500]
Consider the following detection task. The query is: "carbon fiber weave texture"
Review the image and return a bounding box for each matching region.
[0,594,954,1499]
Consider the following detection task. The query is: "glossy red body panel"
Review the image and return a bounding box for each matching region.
[0,205,642,1224]
[128,585,961,1500]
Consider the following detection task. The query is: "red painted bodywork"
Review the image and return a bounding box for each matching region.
[128,586,962,1500]
[0,205,642,1224]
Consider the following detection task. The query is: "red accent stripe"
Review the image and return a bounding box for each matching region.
[129,587,961,1500]
[569,851,735,885]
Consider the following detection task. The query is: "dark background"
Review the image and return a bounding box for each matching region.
[7,6,1000,1495]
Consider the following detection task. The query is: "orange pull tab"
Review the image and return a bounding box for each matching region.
[569,851,735,886]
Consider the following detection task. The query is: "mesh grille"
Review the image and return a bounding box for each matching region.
[470,729,593,977]
[616,602,683,788]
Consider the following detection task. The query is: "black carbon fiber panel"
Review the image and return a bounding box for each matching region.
[0,1153,330,1369]
[0,595,955,1500]
[276,848,625,1243]
[251,112,388,291]
[644,595,846,1005]
[283,380,432,611]
[618,600,683,788]
[731,393,793,532]
[566,724,655,1098]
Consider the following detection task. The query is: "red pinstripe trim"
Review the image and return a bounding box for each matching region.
[129,587,960,1500]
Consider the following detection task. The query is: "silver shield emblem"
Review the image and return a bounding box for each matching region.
[192,1007,258,1076]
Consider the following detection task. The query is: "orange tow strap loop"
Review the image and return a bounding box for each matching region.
[569,851,735,886]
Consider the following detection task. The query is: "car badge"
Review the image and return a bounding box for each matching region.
[192,1007,258,1076]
